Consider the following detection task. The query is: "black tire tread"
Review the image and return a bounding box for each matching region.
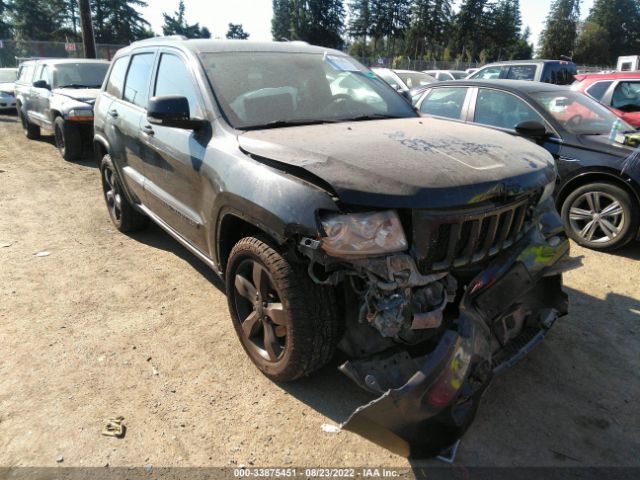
[226,236,342,382]
[55,116,82,162]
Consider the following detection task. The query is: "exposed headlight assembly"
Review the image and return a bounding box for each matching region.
[67,108,94,121]
[320,210,408,256]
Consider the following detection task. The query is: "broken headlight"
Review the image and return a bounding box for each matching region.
[320,210,408,256]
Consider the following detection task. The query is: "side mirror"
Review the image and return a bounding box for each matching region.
[32,79,49,89]
[515,121,549,140]
[147,95,205,130]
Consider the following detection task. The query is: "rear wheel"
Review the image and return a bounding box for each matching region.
[54,117,82,161]
[18,106,40,139]
[225,236,341,382]
[100,154,148,232]
[561,182,638,251]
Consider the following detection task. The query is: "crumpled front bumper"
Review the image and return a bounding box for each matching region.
[341,203,578,458]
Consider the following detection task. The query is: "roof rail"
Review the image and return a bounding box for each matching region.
[131,35,187,46]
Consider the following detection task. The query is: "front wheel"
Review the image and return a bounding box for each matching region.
[54,117,82,161]
[561,182,638,251]
[225,236,342,382]
[18,107,40,139]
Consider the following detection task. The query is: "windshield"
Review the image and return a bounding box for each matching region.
[395,71,436,89]
[532,90,634,135]
[200,52,417,129]
[450,71,467,80]
[53,63,109,89]
[0,70,17,83]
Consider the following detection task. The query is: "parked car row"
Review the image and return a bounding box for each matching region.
[1,39,636,459]
[0,67,18,110]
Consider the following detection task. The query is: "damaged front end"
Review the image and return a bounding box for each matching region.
[297,195,580,459]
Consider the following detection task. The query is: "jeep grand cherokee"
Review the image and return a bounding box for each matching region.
[94,37,578,458]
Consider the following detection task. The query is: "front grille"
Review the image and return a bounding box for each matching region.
[413,196,533,272]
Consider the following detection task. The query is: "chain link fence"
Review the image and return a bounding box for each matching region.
[0,40,126,67]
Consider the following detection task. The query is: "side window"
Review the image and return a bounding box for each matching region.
[506,65,536,81]
[475,88,544,130]
[419,87,468,120]
[19,63,34,83]
[375,70,400,90]
[473,66,503,80]
[35,65,51,86]
[106,56,129,98]
[543,64,575,85]
[585,81,613,101]
[123,53,155,108]
[611,81,640,111]
[154,53,203,117]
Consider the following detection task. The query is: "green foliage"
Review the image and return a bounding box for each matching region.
[587,0,640,64]
[226,23,250,40]
[272,0,292,40]
[92,0,152,44]
[162,0,211,38]
[538,0,581,59]
[574,21,610,65]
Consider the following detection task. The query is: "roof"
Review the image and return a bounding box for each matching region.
[421,79,570,94]
[121,38,343,57]
[481,59,575,66]
[575,72,640,81]
[21,58,109,65]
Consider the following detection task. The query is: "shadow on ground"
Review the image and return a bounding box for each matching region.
[613,241,640,261]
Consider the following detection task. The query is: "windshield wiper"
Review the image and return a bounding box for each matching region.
[342,114,405,122]
[241,119,338,131]
[57,84,91,89]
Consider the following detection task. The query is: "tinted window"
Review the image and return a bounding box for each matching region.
[154,53,202,117]
[200,53,416,129]
[420,87,468,119]
[541,63,576,85]
[472,66,503,80]
[475,89,543,130]
[586,81,613,101]
[124,53,154,108]
[506,65,537,81]
[106,56,129,98]
[611,81,640,112]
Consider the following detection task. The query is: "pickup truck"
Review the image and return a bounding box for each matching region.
[468,59,577,85]
[14,58,109,161]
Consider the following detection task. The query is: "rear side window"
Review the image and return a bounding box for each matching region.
[475,88,544,130]
[472,66,503,80]
[585,81,613,101]
[506,65,536,81]
[18,63,34,83]
[611,81,640,111]
[124,53,155,108]
[105,56,129,98]
[542,64,576,85]
[419,87,468,120]
[154,53,203,117]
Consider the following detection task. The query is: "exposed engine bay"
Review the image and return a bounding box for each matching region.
[296,197,581,458]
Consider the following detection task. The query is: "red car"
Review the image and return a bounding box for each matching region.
[573,72,640,127]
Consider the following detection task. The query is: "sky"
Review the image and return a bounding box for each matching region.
[141,0,596,48]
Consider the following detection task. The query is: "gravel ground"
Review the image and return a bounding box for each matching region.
[0,111,639,473]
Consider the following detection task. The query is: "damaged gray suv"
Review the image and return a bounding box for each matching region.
[94,38,578,459]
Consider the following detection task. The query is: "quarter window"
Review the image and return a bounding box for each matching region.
[154,53,202,117]
[506,65,537,81]
[123,53,155,108]
[419,87,468,120]
[475,89,544,130]
[472,66,503,80]
[585,81,613,101]
[106,56,129,98]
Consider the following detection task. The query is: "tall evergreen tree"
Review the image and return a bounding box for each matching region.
[406,0,453,59]
[587,0,640,64]
[272,0,292,40]
[348,0,371,47]
[162,0,211,38]
[450,0,491,61]
[0,0,13,38]
[9,0,67,40]
[538,0,581,59]
[296,0,346,48]
[91,0,152,44]
[574,21,610,65]
[226,23,250,40]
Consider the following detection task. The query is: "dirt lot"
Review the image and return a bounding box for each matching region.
[1,110,639,472]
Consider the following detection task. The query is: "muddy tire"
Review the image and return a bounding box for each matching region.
[100,154,148,233]
[561,182,638,251]
[18,106,40,139]
[54,117,82,161]
[226,236,341,382]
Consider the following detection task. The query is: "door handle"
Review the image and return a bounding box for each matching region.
[142,124,155,136]
[108,109,119,118]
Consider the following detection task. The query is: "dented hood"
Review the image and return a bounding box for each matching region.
[238,117,555,209]
[53,87,99,104]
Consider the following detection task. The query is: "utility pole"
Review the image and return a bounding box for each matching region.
[78,0,97,59]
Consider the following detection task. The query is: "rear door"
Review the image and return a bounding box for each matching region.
[31,63,53,128]
[15,62,36,115]
[140,49,209,251]
[101,50,157,203]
